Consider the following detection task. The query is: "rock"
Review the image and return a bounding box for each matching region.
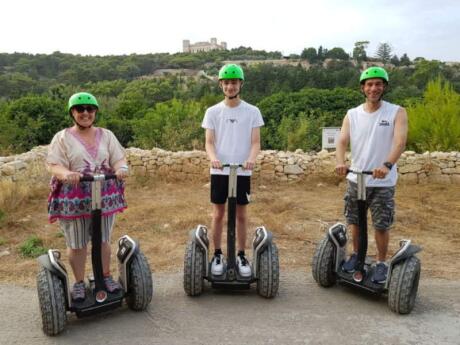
[284,164,303,175]
[1,165,15,176]
[398,164,422,174]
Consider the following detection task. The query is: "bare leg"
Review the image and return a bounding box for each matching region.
[101,241,111,275]
[68,247,87,282]
[374,229,389,261]
[212,204,226,250]
[236,205,248,252]
[348,224,359,253]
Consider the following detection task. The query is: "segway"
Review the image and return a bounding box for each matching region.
[312,169,422,314]
[183,164,279,298]
[36,174,153,336]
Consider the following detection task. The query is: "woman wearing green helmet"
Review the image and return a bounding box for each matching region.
[335,66,408,284]
[46,92,129,301]
[201,63,264,277]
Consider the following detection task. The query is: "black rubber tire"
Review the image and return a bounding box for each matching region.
[183,240,205,296]
[312,236,337,287]
[256,242,279,298]
[388,256,421,314]
[36,266,67,336]
[126,252,153,311]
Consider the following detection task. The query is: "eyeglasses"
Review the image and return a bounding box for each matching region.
[74,105,97,113]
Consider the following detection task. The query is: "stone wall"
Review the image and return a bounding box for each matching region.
[1,146,459,184]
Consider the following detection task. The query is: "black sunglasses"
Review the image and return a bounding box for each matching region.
[74,105,97,113]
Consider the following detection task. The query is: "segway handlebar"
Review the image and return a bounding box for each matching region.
[80,174,118,182]
[346,168,373,175]
[221,164,244,168]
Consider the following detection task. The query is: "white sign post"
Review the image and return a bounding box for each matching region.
[321,127,341,150]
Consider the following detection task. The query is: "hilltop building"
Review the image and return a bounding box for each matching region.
[183,38,227,53]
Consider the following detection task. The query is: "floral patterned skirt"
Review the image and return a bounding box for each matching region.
[47,176,127,223]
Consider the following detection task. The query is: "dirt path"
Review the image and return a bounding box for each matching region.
[1,270,459,345]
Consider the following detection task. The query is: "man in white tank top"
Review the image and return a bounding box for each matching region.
[335,67,408,283]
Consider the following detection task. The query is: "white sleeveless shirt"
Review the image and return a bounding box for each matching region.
[346,100,399,187]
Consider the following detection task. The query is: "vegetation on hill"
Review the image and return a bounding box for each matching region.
[1,43,459,155]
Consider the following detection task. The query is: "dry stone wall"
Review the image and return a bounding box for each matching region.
[1,146,459,185]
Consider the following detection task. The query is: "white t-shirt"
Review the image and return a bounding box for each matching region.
[346,100,400,187]
[202,100,264,176]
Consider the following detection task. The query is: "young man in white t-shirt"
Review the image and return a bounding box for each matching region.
[201,64,264,277]
[335,67,408,284]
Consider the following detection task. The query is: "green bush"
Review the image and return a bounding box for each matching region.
[407,78,460,152]
[0,236,6,246]
[131,99,205,150]
[18,235,47,258]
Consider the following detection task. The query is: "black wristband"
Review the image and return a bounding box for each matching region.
[383,161,393,170]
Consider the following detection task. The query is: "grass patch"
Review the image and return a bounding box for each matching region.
[0,236,6,246]
[18,235,47,258]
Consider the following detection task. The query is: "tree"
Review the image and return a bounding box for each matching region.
[410,59,443,89]
[400,53,411,66]
[407,78,460,152]
[375,42,392,63]
[325,47,350,60]
[0,95,66,153]
[390,55,400,66]
[301,47,318,63]
[317,46,326,61]
[353,41,369,62]
[131,99,205,150]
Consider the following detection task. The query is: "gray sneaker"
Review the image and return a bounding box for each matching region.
[104,276,122,293]
[71,281,86,301]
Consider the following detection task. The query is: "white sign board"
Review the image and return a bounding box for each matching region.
[321,127,341,149]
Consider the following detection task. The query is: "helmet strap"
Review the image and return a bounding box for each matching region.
[227,92,240,100]
[76,122,93,130]
[70,113,94,130]
[222,80,243,100]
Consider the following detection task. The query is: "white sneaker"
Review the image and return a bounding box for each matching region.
[237,255,252,277]
[211,254,225,275]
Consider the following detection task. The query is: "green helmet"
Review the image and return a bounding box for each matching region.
[360,67,389,84]
[218,64,244,80]
[68,92,99,113]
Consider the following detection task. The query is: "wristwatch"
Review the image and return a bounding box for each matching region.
[383,161,393,170]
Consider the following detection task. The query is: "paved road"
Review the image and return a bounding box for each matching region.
[1,270,459,345]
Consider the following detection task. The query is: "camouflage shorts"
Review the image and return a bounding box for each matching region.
[344,181,395,231]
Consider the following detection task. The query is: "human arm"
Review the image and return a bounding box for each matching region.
[47,163,81,185]
[244,127,261,170]
[205,128,222,169]
[113,158,129,180]
[373,107,408,179]
[335,114,350,176]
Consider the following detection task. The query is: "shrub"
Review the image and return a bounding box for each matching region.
[407,78,460,152]
[18,235,47,258]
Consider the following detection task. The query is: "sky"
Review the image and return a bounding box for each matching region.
[2,0,459,62]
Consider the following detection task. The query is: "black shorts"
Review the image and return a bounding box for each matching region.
[210,175,251,205]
